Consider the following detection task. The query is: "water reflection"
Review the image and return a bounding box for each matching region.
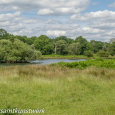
[30,59,86,65]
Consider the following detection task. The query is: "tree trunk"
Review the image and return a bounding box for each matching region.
[55,43,57,54]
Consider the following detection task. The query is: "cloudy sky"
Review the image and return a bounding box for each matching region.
[1,0,115,42]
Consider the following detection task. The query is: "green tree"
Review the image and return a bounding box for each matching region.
[109,39,115,55]
[0,28,9,40]
[109,38,115,44]
[0,39,43,63]
[110,42,115,56]
[90,40,103,53]
[68,42,81,57]
[15,35,26,43]
[98,50,109,57]
[102,43,107,51]
[85,50,93,57]
[86,42,91,51]
[75,36,88,54]
[34,35,54,55]
[0,39,12,62]
[56,40,68,55]
[54,36,68,43]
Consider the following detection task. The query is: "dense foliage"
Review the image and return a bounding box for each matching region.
[0,39,43,63]
[85,50,93,57]
[1,28,115,59]
[34,35,54,55]
[98,50,109,57]
[51,59,115,69]
[68,42,81,56]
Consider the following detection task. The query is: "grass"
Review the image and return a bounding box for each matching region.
[43,54,88,59]
[0,64,115,114]
[43,54,115,59]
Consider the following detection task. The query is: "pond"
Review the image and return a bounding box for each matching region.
[0,59,86,67]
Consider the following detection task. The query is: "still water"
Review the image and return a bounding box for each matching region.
[0,59,86,67]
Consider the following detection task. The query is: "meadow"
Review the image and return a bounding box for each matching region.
[43,54,89,59]
[0,59,115,114]
[43,54,115,60]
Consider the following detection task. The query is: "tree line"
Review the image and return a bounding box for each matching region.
[0,28,115,62]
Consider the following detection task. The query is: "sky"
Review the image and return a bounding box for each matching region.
[0,0,115,42]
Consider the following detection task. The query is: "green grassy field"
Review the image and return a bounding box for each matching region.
[43,54,89,59]
[0,62,115,115]
[43,54,115,60]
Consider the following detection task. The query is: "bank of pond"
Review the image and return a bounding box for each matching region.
[0,58,115,69]
[0,59,86,67]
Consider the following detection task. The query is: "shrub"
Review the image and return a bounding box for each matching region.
[85,50,93,57]
[51,59,115,69]
[104,51,110,57]
[98,50,109,57]
[0,39,43,63]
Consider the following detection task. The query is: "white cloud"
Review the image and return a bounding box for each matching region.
[82,27,105,34]
[9,24,25,31]
[38,9,54,15]
[0,21,13,27]
[0,1,115,42]
[90,22,115,30]
[0,0,90,15]
[23,18,42,24]
[33,24,79,32]
[37,7,85,15]
[46,30,66,37]
[0,11,24,30]
[71,10,115,22]
[0,11,26,34]
[0,11,21,22]
[109,2,115,8]
[92,2,99,5]
[45,19,61,24]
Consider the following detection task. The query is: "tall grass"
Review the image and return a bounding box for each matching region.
[0,64,115,114]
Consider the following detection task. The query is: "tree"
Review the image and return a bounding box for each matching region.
[0,39,43,63]
[86,42,91,51]
[54,36,68,43]
[102,43,107,51]
[75,36,88,54]
[110,42,115,56]
[108,38,115,55]
[15,35,26,43]
[90,40,103,53]
[109,38,115,44]
[68,42,81,57]
[67,38,74,44]
[98,50,109,57]
[85,50,93,57]
[0,39,12,62]
[56,40,68,55]
[0,28,9,40]
[34,35,54,55]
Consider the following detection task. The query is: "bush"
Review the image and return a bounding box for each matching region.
[0,39,43,63]
[85,50,93,57]
[98,50,109,57]
[51,59,115,69]
[104,51,110,57]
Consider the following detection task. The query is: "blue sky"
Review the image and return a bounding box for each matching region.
[0,0,115,42]
[86,0,114,12]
